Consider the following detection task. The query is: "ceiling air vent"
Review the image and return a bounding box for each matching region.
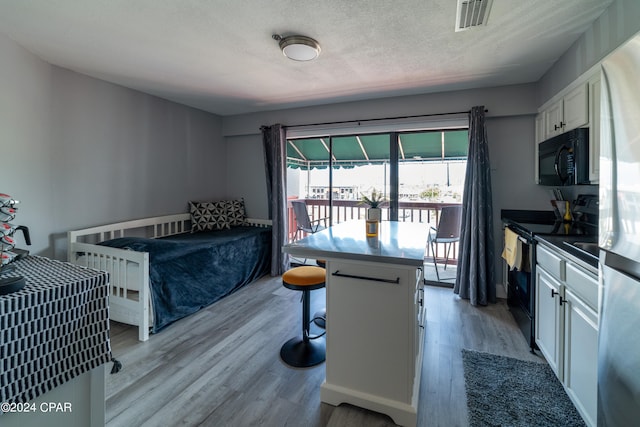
[455,0,493,32]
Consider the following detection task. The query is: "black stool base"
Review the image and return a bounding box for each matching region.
[313,308,326,328]
[280,337,325,368]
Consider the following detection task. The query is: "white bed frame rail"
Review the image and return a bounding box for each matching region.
[68,214,271,341]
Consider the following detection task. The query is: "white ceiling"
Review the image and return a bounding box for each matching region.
[0,0,612,116]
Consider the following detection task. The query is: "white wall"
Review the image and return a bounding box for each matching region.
[1,32,55,256]
[223,84,552,284]
[537,0,640,105]
[223,84,541,138]
[1,33,225,260]
[225,133,268,219]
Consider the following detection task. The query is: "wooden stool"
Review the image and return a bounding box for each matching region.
[280,266,326,368]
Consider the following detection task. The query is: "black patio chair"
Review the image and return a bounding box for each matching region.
[291,200,327,242]
[428,205,462,281]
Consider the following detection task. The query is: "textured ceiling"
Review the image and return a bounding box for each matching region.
[0,0,612,116]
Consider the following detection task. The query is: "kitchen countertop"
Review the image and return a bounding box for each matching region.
[535,234,599,275]
[282,220,428,267]
[501,208,599,274]
[501,209,558,224]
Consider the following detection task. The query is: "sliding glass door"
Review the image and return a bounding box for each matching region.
[286,134,391,232]
[396,130,468,283]
[397,130,467,218]
[285,137,330,243]
[285,128,468,284]
[331,134,391,223]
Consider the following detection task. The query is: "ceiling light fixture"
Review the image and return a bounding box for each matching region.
[272,34,321,61]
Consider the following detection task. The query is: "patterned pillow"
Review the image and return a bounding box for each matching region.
[226,199,247,226]
[189,201,230,232]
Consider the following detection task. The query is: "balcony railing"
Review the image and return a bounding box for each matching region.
[287,198,462,264]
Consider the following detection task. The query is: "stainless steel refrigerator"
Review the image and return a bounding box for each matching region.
[598,32,640,426]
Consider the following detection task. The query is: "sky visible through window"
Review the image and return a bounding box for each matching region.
[290,161,467,202]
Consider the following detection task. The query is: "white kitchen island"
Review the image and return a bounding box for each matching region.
[283,220,428,427]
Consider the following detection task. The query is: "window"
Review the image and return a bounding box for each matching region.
[286,129,468,223]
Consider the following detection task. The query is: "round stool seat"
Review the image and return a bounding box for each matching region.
[282,266,325,291]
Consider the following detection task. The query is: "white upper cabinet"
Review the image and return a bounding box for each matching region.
[543,83,589,140]
[544,99,565,138]
[537,67,601,183]
[563,83,589,132]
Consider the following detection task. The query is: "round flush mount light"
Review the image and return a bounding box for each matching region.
[272,34,321,61]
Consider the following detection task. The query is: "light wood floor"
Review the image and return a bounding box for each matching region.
[106,272,543,427]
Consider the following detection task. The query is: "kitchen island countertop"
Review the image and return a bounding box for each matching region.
[283,220,429,266]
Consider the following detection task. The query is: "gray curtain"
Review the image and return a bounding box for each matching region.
[261,124,290,276]
[454,106,496,305]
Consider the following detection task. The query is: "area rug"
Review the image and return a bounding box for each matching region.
[461,349,586,427]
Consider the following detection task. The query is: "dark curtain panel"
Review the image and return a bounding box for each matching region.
[454,106,496,305]
[261,124,290,276]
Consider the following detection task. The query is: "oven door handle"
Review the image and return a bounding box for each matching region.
[507,226,532,244]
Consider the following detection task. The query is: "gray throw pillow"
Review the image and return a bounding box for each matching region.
[189,201,231,232]
[226,199,247,226]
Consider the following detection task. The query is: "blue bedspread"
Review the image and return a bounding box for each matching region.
[99,226,271,333]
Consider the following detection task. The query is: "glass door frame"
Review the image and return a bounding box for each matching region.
[286,128,468,226]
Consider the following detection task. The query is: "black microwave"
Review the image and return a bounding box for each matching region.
[538,128,590,186]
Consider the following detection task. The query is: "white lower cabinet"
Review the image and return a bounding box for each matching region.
[563,288,598,427]
[535,267,563,376]
[535,243,598,427]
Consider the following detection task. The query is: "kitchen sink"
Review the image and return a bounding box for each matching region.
[564,241,600,259]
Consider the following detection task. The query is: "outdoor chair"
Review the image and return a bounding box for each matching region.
[291,200,327,242]
[428,205,462,281]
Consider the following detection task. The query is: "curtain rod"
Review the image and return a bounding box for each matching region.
[283,108,488,130]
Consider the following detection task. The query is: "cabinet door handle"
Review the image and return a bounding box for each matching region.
[559,296,567,306]
[332,270,400,284]
[551,289,559,298]
[554,123,560,131]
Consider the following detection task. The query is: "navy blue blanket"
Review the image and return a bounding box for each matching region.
[99,226,271,333]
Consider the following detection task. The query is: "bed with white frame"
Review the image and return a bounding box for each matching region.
[68,213,272,341]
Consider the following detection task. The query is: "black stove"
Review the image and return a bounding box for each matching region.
[507,219,597,238]
[504,193,599,238]
[501,194,598,352]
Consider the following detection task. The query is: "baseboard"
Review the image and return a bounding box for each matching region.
[424,279,454,288]
[496,282,507,299]
[424,280,508,299]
